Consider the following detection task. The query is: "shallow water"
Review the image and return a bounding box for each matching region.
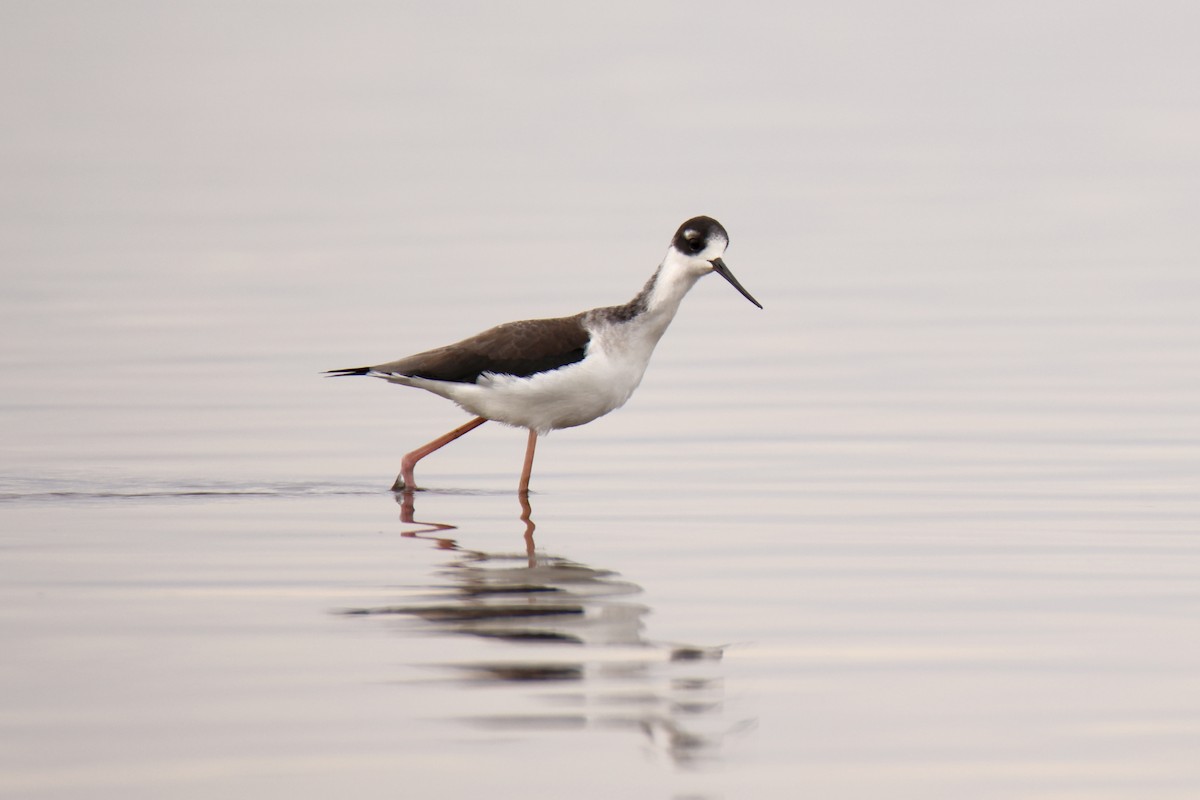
[3,4,1200,798]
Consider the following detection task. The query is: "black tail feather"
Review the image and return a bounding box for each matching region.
[324,367,372,377]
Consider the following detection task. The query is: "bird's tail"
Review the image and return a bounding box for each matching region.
[323,367,372,377]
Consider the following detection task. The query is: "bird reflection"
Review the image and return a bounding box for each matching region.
[342,490,743,766]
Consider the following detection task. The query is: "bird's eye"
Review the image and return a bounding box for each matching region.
[685,238,703,253]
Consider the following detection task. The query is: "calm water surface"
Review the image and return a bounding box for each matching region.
[3,4,1200,798]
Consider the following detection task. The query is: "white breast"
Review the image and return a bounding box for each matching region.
[399,315,662,433]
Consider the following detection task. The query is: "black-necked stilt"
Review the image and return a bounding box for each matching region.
[328,216,761,493]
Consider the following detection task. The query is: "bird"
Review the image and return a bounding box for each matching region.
[327,215,762,493]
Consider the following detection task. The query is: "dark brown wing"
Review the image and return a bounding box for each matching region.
[358,314,590,384]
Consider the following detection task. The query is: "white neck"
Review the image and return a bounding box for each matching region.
[588,243,722,349]
[638,249,705,340]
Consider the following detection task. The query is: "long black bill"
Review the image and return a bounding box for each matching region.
[711,258,763,309]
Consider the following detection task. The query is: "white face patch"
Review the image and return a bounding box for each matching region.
[699,236,728,261]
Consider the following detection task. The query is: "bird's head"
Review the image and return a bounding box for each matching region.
[667,216,762,309]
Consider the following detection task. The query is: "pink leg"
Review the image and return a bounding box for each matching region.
[391,416,488,491]
[518,428,538,495]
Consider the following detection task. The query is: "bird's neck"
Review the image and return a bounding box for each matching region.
[603,255,701,345]
[644,253,703,327]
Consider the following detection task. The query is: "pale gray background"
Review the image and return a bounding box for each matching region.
[3,3,1199,798]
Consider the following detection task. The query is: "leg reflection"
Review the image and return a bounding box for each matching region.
[395,489,457,549]
[518,492,535,563]
[395,489,535,560]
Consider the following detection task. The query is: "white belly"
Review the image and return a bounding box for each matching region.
[386,313,671,433]
[395,336,648,432]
